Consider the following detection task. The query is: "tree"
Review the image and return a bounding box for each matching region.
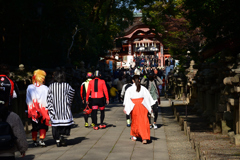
[0,0,155,68]
[182,0,240,60]
[141,0,203,64]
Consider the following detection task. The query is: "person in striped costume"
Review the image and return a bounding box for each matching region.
[46,70,75,147]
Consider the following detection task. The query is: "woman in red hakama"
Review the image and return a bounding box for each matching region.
[131,98,150,142]
[123,74,156,144]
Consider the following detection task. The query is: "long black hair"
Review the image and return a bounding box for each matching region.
[53,70,66,83]
[133,75,141,92]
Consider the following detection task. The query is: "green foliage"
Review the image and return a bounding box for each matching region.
[183,0,240,43]
[142,0,202,64]
[141,0,240,64]
[0,0,154,68]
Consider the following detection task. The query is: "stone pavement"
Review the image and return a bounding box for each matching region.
[160,98,196,160]
[169,98,240,160]
[15,100,170,160]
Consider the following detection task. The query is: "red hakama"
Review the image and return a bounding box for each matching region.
[130,98,150,140]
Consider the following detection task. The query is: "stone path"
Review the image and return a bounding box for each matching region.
[15,101,170,160]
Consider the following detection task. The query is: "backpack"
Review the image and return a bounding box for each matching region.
[146,79,160,103]
[146,79,158,91]
[0,75,15,106]
[122,83,132,99]
[0,112,16,150]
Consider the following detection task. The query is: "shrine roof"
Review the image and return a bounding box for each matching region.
[133,39,160,43]
[123,27,152,38]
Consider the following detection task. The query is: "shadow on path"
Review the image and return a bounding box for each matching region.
[67,137,88,146]
[16,154,35,160]
[134,136,159,144]
[161,105,212,133]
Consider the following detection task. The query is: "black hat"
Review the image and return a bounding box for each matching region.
[148,70,154,76]
[126,76,132,83]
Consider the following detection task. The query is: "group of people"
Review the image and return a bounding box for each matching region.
[81,66,163,144]
[26,69,75,148]
[0,64,77,159]
[109,67,164,144]
[134,54,159,68]
[80,71,109,130]
[0,61,164,159]
[133,54,176,72]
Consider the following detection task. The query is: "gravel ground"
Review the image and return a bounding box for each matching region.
[160,98,196,160]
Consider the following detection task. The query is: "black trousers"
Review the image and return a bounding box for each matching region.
[52,126,71,140]
[31,117,48,132]
[92,109,105,125]
[149,101,158,124]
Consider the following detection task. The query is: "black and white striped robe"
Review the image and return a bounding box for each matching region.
[46,82,75,127]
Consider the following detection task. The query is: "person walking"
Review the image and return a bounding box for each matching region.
[0,105,28,159]
[117,76,123,102]
[86,70,109,130]
[120,76,132,127]
[0,64,28,160]
[141,70,163,129]
[110,85,118,103]
[0,64,19,108]
[80,72,94,128]
[123,71,155,144]
[46,70,75,147]
[26,69,50,147]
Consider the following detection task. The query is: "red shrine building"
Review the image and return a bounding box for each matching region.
[111,12,171,68]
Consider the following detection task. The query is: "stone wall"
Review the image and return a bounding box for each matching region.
[169,52,240,145]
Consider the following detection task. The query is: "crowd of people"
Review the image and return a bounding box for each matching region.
[0,58,167,158]
[133,54,175,68]
[134,54,159,68]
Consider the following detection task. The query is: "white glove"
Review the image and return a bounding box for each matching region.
[151,112,155,118]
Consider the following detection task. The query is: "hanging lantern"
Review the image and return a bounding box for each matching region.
[154,42,156,47]
[145,43,147,47]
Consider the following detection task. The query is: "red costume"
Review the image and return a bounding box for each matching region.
[86,77,109,130]
[86,78,109,102]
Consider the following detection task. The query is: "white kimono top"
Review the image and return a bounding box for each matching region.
[26,84,49,124]
[123,84,156,115]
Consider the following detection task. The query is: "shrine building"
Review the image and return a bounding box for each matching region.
[111,12,171,68]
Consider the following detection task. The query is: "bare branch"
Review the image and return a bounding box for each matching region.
[67,25,82,59]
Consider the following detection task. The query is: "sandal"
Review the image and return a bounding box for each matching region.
[131,136,137,141]
[142,140,147,144]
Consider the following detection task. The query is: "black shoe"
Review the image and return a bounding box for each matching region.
[33,141,38,147]
[60,136,67,147]
[56,142,61,147]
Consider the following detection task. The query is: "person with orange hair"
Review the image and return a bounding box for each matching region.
[26,69,50,147]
